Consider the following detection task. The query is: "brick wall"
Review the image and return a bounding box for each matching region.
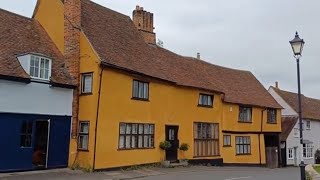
[64,0,81,138]
[133,6,156,44]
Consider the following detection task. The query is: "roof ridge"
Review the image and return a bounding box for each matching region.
[82,0,130,19]
[0,8,32,21]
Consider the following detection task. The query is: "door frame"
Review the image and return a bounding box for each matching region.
[34,119,50,169]
[165,125,179,162]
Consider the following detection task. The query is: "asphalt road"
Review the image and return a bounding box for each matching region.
[139,167,300,180]
[0,166,300,180]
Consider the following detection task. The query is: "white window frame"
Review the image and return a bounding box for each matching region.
[29,55,52,81]
[288,148,293,159]
[303,144,313,159]
[293,128,299,138]
[306,120,311,130]
[81,73,93,94]
[78,121,89,151]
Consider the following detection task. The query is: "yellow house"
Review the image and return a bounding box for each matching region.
[33,0,282,170]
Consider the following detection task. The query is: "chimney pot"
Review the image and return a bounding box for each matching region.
[136,5,140,10]
[197,52,201,59]
[275,81,279,88]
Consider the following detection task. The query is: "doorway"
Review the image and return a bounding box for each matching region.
[33,120,50,169]
[165,125,179,162]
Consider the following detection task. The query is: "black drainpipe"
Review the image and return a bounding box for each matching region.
[93,68,103,170]
[259,108,267,165]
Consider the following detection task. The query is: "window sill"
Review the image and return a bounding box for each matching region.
[223,145,232,147]
[118,147,155,151]
[78,149,89,152]
[238,121,252,124]
[131,97,150,102]
[236,153,252,156]
[80,92,93,96]
[197,105,213,108]
[267,121,277,124]
[193,155,220,158]
[304,157,314,160]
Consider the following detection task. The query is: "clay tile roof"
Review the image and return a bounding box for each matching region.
[272,87,320,120]
[280,116,298,141]
[81,0,281,108]
[0,8,74,87]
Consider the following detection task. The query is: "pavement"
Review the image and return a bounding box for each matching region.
[306,164,320,180]
[0,166,300,180]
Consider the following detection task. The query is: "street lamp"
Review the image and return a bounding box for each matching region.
[289,31,305,180]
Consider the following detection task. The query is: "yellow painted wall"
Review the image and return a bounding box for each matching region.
[221,133,266,164]
[222,104,281,133]
[94,68,223,169]
[68,32,101,168]
[33,0,65,53]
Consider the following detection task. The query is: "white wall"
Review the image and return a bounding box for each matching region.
[268,87,297,116]
[0,79,73,116]
[268,87,320,165]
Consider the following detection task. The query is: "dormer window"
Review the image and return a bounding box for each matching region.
[29,55,51,80]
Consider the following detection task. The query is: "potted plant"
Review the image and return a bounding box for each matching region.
[159,141,172,167]
[179,143,189,166]
[315,149,320,164]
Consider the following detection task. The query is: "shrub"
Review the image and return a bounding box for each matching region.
[315,149,320,164]
[179,143,189,151]
[159,141,171,150]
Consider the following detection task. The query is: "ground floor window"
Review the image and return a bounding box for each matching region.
[303,144,313,159]
[235,136,251,155]
[193,122,219,157]
[288,148,293,159]
[20,120,33,148]
[78,121,89,150]
[119,123,154,149]
[223,135,231,147]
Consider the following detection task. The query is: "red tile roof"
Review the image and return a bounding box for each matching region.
[0,8,74,87]
[81,0,281,108]
[280,116,298,141]
[272,87,320,120]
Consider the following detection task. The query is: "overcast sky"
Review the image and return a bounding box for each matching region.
[1,0,319,98]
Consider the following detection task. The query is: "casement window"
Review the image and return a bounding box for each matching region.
[20,120,33,148]
[303,144,313,159]
[30,55,51,80]
[78,122,89,150]
[306,120,311,130]
[267,108,277,123]
[193,122,219,157]
[119,123,154,149]
[288,148,293,159]
[132,80,149,100]
[223,135,231,147]
[239,106,252,122]
[81,73,93,94]
[198,94,214,107]
[293,128,299,137]
[235,136,251,155]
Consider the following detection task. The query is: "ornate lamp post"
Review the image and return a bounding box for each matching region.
[289,31,305,180]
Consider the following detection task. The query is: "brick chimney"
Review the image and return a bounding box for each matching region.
[133,6,156,45]
[64,0,81,138]
[275,81,279,89]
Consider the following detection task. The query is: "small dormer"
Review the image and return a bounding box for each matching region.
[17,54,52,81]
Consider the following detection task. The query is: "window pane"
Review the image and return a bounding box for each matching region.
[45,69,49,80]
[150,136,154,147]
[45,59,50,69]
[79,135,88,149]
[138,82,144,98]
[80,123,89,133]
[125,136,131,148]
[132,124,138,134]
[150,125,154,134]
[207,96,212,105]
[144,135,149,147]
[138,135,143,148]
[131,136,137,148]
[143,83,148,99]
[82,74,92,93]
[138,124,144,134]
[40,59,45,78]
[144,124,149,134]
[120,123,126,134]
[133,81,139,97]
[119,135,125,148]
[126,124,132,134]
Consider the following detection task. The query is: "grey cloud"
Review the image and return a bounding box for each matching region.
[1,0,319,98]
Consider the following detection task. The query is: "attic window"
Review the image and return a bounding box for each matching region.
[29,55,51,80]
